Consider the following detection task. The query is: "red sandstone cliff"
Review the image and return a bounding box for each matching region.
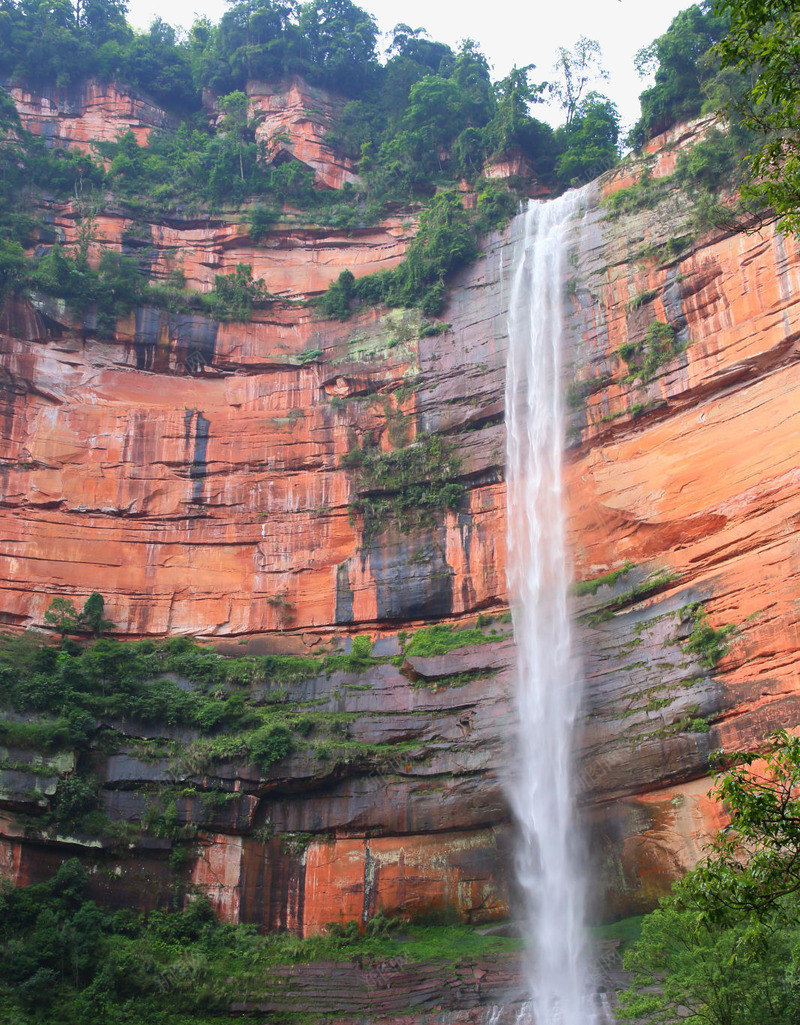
[0,83,798,932]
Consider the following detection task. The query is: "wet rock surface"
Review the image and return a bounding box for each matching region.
[0,86,798,931]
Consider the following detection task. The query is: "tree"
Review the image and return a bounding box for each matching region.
[713,0,800,235]
[44,593,113,636]
[218,89,249,180]
[392,189,478,313]
[619,731,800,1025]
[386,23,451,72]
[74,0,129,45]
[554,92,620,186]
[629,3,730,148]
[483,66,552,167]
[121,18,197,111]
[78,592,114,636]
[297,0,379,93]
[549,36,609,125]
[449,39,494,128]
[400,75,463,162]
[213,0,300,87]
[0,239,27,299]
[44,597,81,636]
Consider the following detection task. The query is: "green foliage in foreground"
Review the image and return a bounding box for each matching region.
[0,860,520,1024]
[618,731,800,1025]
[714,0,800,237]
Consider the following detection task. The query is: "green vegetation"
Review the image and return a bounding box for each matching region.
[0,629,394,732]
[605,124,755,231]
[627,2,733,149]
[0,622,460,847]
[248,722,294,770]
[604,168,672,218]
[0,3,196,109]
[44,593,113,637]
[570,561,635,597]
[590,914,643,953]
[626,287,660,311]
[581,570,679,625]
[402,623,507,659]
[320,188,486,317]
[553,93,620,187]
[714,0,800,236]
[6,199,275,330]
[0,4,627,331]
[0,625,403,837]
[346,433,465,539]
[566,373,613,411]
[0,104,280,329]
[680,601,736,668]
[619,731,800,1025]
[615,0,792,252]
[617,320,683,380]
[0,859,520,1024]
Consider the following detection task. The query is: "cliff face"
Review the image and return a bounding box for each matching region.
[1,83,799,928]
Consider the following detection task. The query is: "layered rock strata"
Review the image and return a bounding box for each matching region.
[0,81,799,930]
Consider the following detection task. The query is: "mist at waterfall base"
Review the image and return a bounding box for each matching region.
[504,191,596,1025]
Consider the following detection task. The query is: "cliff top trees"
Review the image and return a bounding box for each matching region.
[554,92,620,186]
[714,0,800,234]
[296,0,378,92]
[0,0,193,104]
[628,2,730,147]
[202,0,379,94]
[550,35,609,126]
[547,37,619,187]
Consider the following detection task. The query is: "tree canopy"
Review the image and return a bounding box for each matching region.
[713,0,800,235]
[628,2,731,148]
[619,732,800,1025]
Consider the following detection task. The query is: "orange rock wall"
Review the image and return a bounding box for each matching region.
[1,82,799,926]
[9,78,174,150]
[245,77,360,190]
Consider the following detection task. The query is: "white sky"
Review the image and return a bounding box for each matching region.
[127,0,691,131]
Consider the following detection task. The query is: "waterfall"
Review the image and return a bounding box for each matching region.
[504,190,596,1025]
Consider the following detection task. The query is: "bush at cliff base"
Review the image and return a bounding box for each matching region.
[618,731,800,1025]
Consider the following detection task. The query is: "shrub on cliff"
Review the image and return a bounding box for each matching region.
[346,432,466,539]
[33,245,147,337]
[199,263,274,321]
[248,722,294,771]
[0,239,27,299]
[319,190,479,317]
[44,594,113,637]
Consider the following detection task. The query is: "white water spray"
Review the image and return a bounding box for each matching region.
[504,190,596,1025]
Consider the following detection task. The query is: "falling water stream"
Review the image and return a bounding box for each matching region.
[504,189,597,1025]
